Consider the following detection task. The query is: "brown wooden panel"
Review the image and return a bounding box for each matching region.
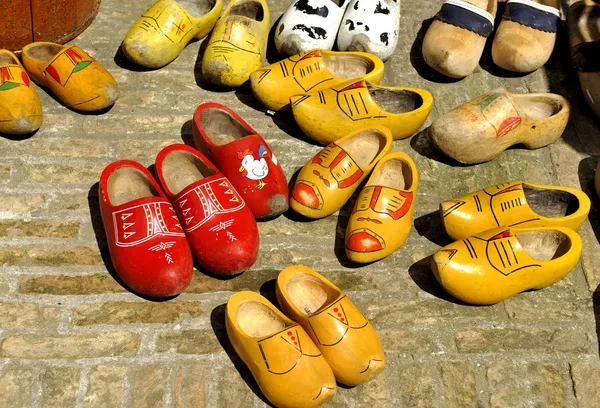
[0,0,33,51]
[31,0,71,42]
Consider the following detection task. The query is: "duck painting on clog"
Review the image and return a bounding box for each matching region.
[21,43,119,112]
[432,226,582,305]
[290,127,393,219]
[249,49,384,111]
[291,79,433,144]
[429,88,569,164]
[440,181,591,241]
[276,266,386,386]
[226,291,337,408]
[122,0,222,69]
[345,152,418,264]
[0,50,42,134]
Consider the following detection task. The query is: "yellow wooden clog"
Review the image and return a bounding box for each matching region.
[291,80,433,144]
[21,43,119,112]
[345,152,418,264]
[122,0,222,69]
[202,0,269,87]
[249,50,384,112]
[276,266,386,386]
[226,291,336,408]
[0,50,42,134]
[290,127,393,219]
[440,180,591,241]
[431,226,582,305]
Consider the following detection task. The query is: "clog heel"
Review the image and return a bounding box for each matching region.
[122,0,223,69]
[276,266,386,386]
[429,88,569,164]
[0,50,42,134]
[21,42,119,112]
[226,291,336,408]
[431,226,582,305]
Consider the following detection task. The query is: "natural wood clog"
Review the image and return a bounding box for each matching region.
[345,152,418,264]
[440,180,591,241]
[431,226,582,305]
[422,0,497,78]
[274,0,349,56]
[99,160,193,297]
[122,0,222,69]
[429,88,570,164]
[492,0,560,73]
[202,0,269,87]
[155,144,259,276]
[21,42,119,112]
[290,79,433,144]
[276,266,386,386]
[0,50,42,134]
[193,103,289,218]
[290,127,393,219]
[249,49,384,111]
[336,0,401,61]
[226,291,337,408]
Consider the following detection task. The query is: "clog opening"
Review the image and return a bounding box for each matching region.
[0,53,18,65]
[338,129,388,168]
[323,54,375,79]
[368,85,424,114]
[286,273,340,315]
[370,159,413,190]
[25,43,64,63]
[514,94,563,120]
[178,0,217,16]
[236,301,287,337]
[229,1,264,21]
[161,150,216,195]
[524,185,580,219]
[107,167,159,206]
[199,108,252,145]
[515,229,571,261]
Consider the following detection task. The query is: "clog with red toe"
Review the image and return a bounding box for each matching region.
[155,144,259,275]
[99,161,193,297]
[192,102,289,218]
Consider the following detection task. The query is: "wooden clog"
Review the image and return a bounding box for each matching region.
[345,152,418,264]
[492,0,560,73]
[122,0,222,69]
[202,0,269,87]
[291,79,433,144]
[429,88,570,164]
[276,266,386,386]
[336,0,401,61]
[431,226,582,305]
[290,127,393,219]
[226,291,337,408]
[0,50,42,134]
[422,0,497,78]
[193,103,289,218]
[440,180,591,241]
[21,42,119,111]
[274,0,349,56]
[155,144,259,276]
[249,49,384,111]
[99,160,193,297]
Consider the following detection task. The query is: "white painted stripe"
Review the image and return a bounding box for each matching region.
[443,0,495,24]
[587,89,595,104]
[507,0,561,17]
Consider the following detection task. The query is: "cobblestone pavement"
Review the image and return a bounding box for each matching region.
[1,0,600,406]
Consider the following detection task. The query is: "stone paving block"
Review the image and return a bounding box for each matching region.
[216,365,254,408]
[40,367,80,408]
[0,367,34,408]
[19,274,126,295]
[0,246,103,266]
[440,362,479,408]
[378,330,438,354]
[0,301,59,329]
[0,193,46,213]
[156,329,222,355]
[0,273,8,292]
[173,364,209,408]
[84,365,127,408]
[0,165,10,184]
[503,288,592,321]
[0,139,107,158]
[72,301,203,325]
[570,361,600,406]
[388,362,435,408]
[130,366,168,408]
[0,219,80,238]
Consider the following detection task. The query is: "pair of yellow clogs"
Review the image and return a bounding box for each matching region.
[226,266,385,408]
[0,44,118,135]
[432,180,591,305]
[290,127,418,263]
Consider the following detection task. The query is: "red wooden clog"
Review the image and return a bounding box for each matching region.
[155,144,259,275]
[99,160,193,297]
[192,103,289,218]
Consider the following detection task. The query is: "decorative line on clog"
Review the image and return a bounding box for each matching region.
[503,0,560,33]
[435,0,495,38]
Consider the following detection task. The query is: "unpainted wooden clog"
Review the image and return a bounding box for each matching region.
[122,0,222,69]
[21,43,119,112]
[276,266,386,386]
[202,0,270,87]
[429,88,570,164]
[440,180,591,241]
[226,291,337,408]
[291,79,433,144]
[290,127,393,219]
[249,49,384,111]
[345,152,418,264]
[432,226,582,305]
[422,0,497,78]
[0,50,42,134]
